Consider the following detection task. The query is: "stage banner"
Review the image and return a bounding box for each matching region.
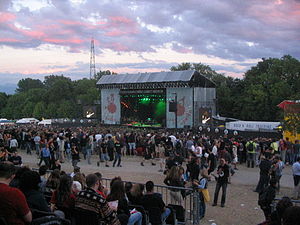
[101,89,120,124]
[166,88,193,128]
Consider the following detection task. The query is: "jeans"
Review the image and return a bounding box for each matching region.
[128,211,142,225]
[72,159,79,168]
[286,149,293,164]
[247,153,255,168]
[65,149,71,161]
[35,144,40,155]
[213,182,227,205]
[26,142,32,154]
[86,148,92,164]
[199,198,206,219]
[82,146,87,160]
[113,152,121,166]
[128,142,136,155]
[161,207,171,222]
[281,150,286,163]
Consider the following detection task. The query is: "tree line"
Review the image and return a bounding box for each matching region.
[0,55,299,122]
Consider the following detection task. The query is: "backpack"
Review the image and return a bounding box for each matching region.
[175,140,181,150]
[247,142,255,152]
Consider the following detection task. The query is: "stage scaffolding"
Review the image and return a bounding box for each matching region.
[97,70,216,128]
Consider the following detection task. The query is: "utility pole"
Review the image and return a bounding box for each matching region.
[90,38,96,79]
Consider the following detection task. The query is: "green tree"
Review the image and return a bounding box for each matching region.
[2,93,27,119]
[44,75,74,102]
[33,102,46,119]
[57,101,76,118]
[45,103,58,118]
[241,55,300,121]
[16,78,44,93]
[0,92,8,117]
[22,102,35,117]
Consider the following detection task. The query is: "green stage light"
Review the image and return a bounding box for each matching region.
[155,101,166,116]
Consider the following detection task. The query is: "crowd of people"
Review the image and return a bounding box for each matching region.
[0,125,300,225]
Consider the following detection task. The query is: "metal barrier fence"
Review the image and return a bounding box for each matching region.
[31,168,201,225]
[101,177,200,225]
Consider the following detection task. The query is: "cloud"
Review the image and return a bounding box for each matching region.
[0,0,299,85]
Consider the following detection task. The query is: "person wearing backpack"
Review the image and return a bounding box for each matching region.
[258,178,277,221]
[246,139,257,168]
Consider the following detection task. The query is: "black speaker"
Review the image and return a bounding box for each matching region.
[169,101,177,112]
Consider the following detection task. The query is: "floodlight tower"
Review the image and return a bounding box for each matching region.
[90,38,96,79]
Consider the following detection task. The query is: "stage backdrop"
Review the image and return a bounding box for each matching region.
[166,88,193,128]
[101,89,120,124]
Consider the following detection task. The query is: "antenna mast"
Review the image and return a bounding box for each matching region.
[90,38,96,79]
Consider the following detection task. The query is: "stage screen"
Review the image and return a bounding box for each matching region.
[101,89,120,124]
[166,88,193,128]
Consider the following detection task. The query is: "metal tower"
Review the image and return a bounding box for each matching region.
[90,38,96,79]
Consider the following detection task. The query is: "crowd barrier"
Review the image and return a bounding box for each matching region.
[101,177,200,225]
[31,168,201,225]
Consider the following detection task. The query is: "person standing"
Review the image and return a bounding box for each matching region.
[113,139,123,167]
[258,178,277,221]
[71,145,80,168]
[212,158,229,207]
[34,134,41,158]
[271,155,284,191]
[246,139,257,168]
[255,155,272,193]
[38,144,51,167]
[292,157,300,199]
[107,136,115,161]
[9,136,18,153]
[286,137,294,165]
[294,140,300,163]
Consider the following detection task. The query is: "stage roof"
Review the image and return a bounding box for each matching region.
[97,70,216,89]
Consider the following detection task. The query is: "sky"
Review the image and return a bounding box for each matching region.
[0,0,300,93]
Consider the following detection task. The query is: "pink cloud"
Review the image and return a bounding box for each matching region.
[106,42,129,51]
[109,16,132,24]
[43,38,84,45]
[0,12,16,23]
[0,38,22,43]
[105,30,128,37]
[217,70,244,78]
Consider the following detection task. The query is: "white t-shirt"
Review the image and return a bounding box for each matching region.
[212,145,218,156]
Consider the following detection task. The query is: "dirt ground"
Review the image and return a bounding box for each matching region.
[20,152,294,225]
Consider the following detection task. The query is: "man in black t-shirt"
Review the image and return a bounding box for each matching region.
[142,181,171,223]
[113,140,123,167]
[212,158,229,207]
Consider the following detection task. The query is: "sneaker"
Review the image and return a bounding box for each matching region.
[105,165,109,167]
[212,203,217,206]
[221,204,225,207]
[151,163,156,166]
[141,162,144,166]
[118,165,122,167]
